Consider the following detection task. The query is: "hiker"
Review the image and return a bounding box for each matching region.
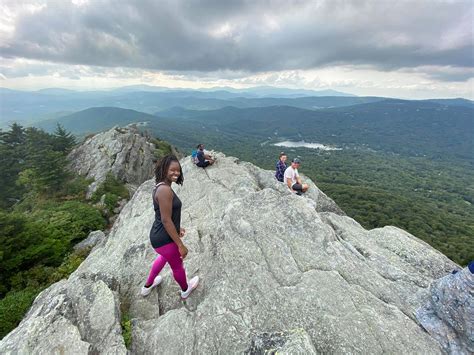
[196,143,215,168]
[275,152,287,182]
[141,155,199,299]
[284,158,309,195]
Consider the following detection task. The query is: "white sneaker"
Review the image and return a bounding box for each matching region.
[180,276,199,299]
[141,275,163,297]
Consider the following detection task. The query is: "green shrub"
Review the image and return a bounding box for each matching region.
[61,176,93,200]
[0,248,91,339]
[9,265,55,291]
[0,287,43,339]
[150,137,172,159]
[103,193,120,212]
[121,312,132,349]
[32,201,106,244]
[90,173,129,214]
[0,202,105,296]
[49,248,90,284]
[91,173,129,202]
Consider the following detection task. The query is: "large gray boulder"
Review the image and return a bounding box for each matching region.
[1,153,460,354]
[416,265,474,354]
[73,230,106,253]
[68,125,156,197]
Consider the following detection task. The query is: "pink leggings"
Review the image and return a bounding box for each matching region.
[146,242,188,291]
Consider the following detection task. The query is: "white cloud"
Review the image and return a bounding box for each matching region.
[1,58,472,99]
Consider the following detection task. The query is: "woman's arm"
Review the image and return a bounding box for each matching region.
[155,186,188,258]
[204,153,214,161]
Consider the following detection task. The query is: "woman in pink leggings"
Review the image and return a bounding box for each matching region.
[141,155,199,299]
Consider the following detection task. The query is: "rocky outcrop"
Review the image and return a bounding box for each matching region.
[73,230,106,253]
[68,125,156,197]
[416,264,474,354]
[0,278,125,354]
[0,153,460,354]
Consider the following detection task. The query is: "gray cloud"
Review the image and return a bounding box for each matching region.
[1,0,473,80]
[405,66,474,82]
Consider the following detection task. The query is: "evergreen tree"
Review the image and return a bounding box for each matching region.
[20,127,70,195]
[52,124,76,153]
[0,124,27,208]
[0,123,26,147]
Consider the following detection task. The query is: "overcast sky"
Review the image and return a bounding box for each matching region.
[1,0,473,99]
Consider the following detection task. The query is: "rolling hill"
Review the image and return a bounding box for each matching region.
[35,107,159,134]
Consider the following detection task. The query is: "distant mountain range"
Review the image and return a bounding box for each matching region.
[1,86,472,127]
[0,86,351,124]
[28,85,356,97]
[30,98,474,163]
[2,84,473,161]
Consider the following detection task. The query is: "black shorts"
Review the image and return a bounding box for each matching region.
[292,183,303,192]
[197,161,210,168]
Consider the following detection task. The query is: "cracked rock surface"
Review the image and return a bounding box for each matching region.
[416,266,474,354]
[68,125,156,197]
[0,153,460,354]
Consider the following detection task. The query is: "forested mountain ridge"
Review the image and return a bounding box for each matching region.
[34,107,158,135]
[152,101,474,161]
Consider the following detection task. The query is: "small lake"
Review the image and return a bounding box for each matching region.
[274,140,342,151]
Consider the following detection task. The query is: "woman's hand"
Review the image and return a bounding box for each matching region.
[178,244,188,259]
[180,228,186,238]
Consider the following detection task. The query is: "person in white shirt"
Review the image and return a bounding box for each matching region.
[284,158,309,195]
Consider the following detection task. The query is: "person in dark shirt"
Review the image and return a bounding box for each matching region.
[275,152,287,182]
[141,155,199,299]
[196,143,215,168]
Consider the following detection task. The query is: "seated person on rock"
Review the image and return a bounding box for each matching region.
[275,152,287,182]
[284,158,309,195]
[196,143,215,168]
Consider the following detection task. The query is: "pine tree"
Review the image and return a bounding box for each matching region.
[0,123,26,147]
[18,127,70,195]
[52,124,76,153]
[0,124,27,208]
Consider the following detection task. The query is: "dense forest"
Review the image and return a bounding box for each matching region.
[0,124,104,338]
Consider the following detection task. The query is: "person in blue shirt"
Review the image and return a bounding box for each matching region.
[275,152,287,182]
[196,144,215,168]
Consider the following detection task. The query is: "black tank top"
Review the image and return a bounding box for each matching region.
[149,182,182,248]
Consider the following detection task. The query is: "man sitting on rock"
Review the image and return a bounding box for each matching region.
[284,158,309,195]
[196,143,215,168]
